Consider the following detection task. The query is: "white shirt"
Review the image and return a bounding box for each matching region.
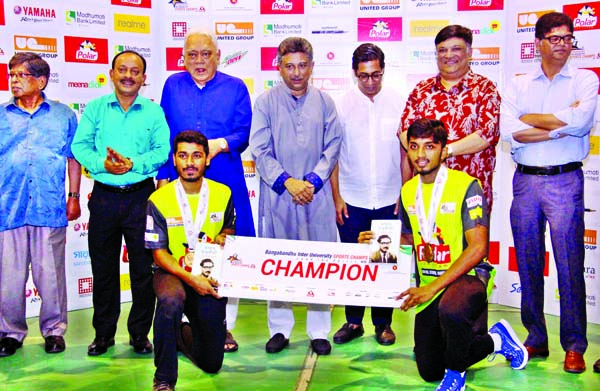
[335,84,405,209]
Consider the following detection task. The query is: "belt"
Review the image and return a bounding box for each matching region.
[94,177,154,194]
[516,162,582,176]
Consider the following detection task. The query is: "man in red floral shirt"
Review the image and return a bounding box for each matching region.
[399,25,500,212]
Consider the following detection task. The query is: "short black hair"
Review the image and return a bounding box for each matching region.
[407,118,448,148]
[173,130,209,155]
[434,25,473,47]
[535,12,574,40]
[9,52,50,90]
[277,37,313,65]
[112,50,147,74]
[352,43,385,71]
[200,258,214,267]
[377,234,391,243]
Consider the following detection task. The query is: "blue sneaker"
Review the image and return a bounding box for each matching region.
[489,319,528,370]
[435,369,466,391]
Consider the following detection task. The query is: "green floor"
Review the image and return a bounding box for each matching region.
[1,301,599,391]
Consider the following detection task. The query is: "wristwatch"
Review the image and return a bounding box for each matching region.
[219,138,228,151]
[447,144,454,158]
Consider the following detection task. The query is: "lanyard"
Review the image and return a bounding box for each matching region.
[175,178,209,251]
[415,165,448,245]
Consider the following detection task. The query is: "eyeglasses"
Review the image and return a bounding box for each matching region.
[357,72,384,82]
[380,241,391,245]
[542,34,576,45]
[8,72,34,80]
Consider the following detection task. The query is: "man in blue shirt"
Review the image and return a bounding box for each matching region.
[72,50,170,357]
[157,28,254,352]
[0,52,81,357]
[501,12,599,374]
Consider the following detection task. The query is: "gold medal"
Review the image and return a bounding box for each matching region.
[423,243,433,263]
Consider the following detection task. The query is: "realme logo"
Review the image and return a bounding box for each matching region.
[243,78,254,95]
[590,136,600,155]
[120,273,131,291]
[409,20,449,37]
[114,13,150,34]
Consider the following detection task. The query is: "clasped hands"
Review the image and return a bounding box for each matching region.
[103,147,132,175]
[285,177,315,205]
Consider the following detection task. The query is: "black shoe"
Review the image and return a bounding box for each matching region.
[129,334,153,354]
[152,377,176,391]
[311,338,332,355]
[87,336,115,356]
[333,323,364,344]
[44,335,66,354]
[374,324,396,346]
[593,357,600,373]
[265,333,289,353]
[0,337,23,357]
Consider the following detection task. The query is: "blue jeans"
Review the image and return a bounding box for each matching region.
[510,169,587,354]
[337,203,397,325]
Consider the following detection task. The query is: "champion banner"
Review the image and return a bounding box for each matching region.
[218,236,412,307]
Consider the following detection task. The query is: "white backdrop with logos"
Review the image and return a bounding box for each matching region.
[0,0,597,323]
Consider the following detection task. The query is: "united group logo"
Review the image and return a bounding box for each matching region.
[13,5,57,23]
[517,10,553,34]
[359,0,400,12]
[409,19,449,37]
[260,0,304,15]
[260,47,278,70]
[471,47,500,66]
[585,229,597,250]
[457,0,503,11]
[111,0,152,8]
[14,35,58,59]
[357,17,402,41]
[166,47,184,71]
[172,21,187,38]
[64,36,109,64]
[564,2,600,31]
[243,160,256,178]
[216,22,255,41]
[114,13,150,34]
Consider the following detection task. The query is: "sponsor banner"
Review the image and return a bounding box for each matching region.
[78,277,94,295]
[171,21,188,39]
[12,4,57,24]
[409,19,449,38]
[260,0,304,15]
[589,135,600,156]
[358,0,401,13]
[64,36,109,64]
[262,22,304,38]
[65,9,107,28]
[166,47,184,71]
[312,77,352,93]
[564,2,600,31]
[309,19,354,40]
[243,77,254,95]
[168,0,208,13]
[213,0,256,13]
[260,47,278,70]
[311,0,352,12]
[471,19,501,36]
[0,0,5,25]
[13,35,58,59]
[114,44,152,60]
[516,10,554,34]
[221,50,249,68]
[111,0,152,8]
[243,160,256,177]
[583,67,600,94]
[215,22,255,41]
[457,0,503,11]
[488,241,500,265]
[405,0,450,11]
[585,229,598,250]
[471,47,500,66]
[66,73,109,90]
[114,13,150,34]
[219,236,411,306]
[357,17,402,41]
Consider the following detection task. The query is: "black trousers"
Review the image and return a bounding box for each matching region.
[337,203,396,325]
[153,269,226,382]
[88,180,156,338]
[414,275,495,382]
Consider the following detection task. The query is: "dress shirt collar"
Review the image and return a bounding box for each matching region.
[532,61,576,81]
[6,92,49,112]
[434,69,474,94]
[107,92,143,111]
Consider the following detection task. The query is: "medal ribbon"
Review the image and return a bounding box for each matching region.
[175,178,209,251]
[415,165,448,246]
